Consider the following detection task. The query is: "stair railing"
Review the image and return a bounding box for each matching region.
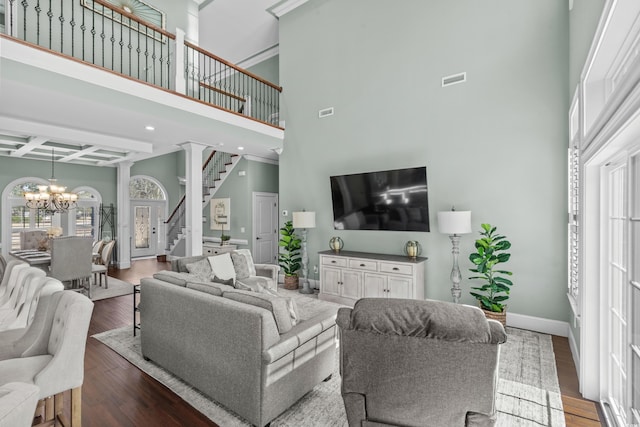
[164,150,234,251]
[3,0,282,128]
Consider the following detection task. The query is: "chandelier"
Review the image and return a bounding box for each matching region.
[24,149,78,214]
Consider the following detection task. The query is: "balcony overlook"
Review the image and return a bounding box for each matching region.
[0,0,284,165]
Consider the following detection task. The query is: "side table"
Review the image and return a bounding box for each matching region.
[133,283,141,336]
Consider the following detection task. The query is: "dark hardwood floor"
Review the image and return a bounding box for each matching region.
[77,259,602,426]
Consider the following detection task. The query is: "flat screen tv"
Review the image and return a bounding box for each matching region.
[330,166,430,231]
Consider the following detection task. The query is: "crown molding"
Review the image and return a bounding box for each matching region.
[244,154,279,165]
[268,0,310,18]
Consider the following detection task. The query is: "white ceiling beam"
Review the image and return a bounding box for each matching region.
[9,136,48,157]
[0,117,154,154]
[57,146,101,162]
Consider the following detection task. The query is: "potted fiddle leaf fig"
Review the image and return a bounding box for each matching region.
[468,223,513,326]
[278,220,302,290]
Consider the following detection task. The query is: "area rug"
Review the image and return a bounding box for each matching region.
[89,277,133,301]
[94,305,564,426]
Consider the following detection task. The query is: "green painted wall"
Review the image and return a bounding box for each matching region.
[0,156,117,245]
[279,0,570,321]
[569,0,605,95]
[247,55,280,86]
[202,157,279,251]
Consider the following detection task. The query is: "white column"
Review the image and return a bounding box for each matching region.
[175,28,186,95]
[117,161,133,269]
[180,142,205,257]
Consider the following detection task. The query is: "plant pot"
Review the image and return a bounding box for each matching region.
[481,306,507,327]
[284,275,299,290]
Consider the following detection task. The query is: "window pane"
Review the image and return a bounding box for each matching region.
[130,177,165,200]
[75,206,96,238]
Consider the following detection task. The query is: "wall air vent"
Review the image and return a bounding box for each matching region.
[442,72,467,87]
[318,107,334,118]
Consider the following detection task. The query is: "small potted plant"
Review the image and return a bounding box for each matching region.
[278,220,302,290]
[220,234,231,245]
[468,223,513,326]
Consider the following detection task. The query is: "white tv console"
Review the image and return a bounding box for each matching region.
[318,250,427,306]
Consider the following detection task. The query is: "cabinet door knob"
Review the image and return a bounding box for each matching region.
[331,261,336,264]
[360,264,365,267]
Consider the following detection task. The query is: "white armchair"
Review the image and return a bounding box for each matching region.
[0,382,39,427]
[0,291,94,427]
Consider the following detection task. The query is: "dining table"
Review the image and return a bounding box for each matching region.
[9,249,52,268]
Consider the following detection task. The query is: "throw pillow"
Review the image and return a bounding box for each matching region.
[235,249,257,276]
[208,253,236,283]
[185,258,212,281]
[234,280,298,327]
[230,252,251,279]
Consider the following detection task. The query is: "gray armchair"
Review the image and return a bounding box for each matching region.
[0,382,39,427]
[19,231,47,250]
[49,236,93,297]
[337,298,507,427]
[0,291,94,427]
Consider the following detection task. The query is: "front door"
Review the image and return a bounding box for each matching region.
[131,202,162,258]
[252,192,278,264]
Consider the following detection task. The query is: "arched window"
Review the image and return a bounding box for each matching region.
[129,177,166,200]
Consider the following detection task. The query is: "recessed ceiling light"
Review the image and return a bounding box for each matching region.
[145,125,155,131]
[238,146,245,150]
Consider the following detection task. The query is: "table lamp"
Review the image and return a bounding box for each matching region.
[437,208,472,303]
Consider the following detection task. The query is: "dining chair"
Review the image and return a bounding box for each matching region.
[19,231,47,251]
[91,239,104,264]
[92,240,115,288]
[0,382,40,427]
[49,237,93,298]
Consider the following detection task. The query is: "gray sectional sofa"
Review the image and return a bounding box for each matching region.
[139,264,339,427]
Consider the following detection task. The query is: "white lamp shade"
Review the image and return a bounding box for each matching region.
[293,211,316,229]
[437,210,472,235]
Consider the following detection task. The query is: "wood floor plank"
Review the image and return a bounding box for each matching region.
[73,259,602,426]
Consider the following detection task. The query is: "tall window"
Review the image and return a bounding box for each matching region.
[73,189,100,238]
[9,181,53,250]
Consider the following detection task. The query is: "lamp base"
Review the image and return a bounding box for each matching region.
[299,280,314,294]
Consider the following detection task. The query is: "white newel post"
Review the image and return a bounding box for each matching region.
[117,161,133,269]
[180,142,205,257]
[174,28,186,95]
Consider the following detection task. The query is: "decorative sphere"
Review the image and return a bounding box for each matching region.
[329,236,344,252]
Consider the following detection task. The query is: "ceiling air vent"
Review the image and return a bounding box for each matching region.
[442,72,466,87]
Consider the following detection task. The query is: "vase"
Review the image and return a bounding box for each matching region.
[284,275,299,290]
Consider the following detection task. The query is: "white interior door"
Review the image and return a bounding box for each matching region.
[252,192,278,264]
[131,201,163,258]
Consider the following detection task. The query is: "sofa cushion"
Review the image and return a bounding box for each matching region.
[185,258,212,281]
[231,282,298,327]
[152,271,189,287]
[230,252,251,279]
[222,289,295,334]
[235,249,257,276]
[208,253,236,282]
[187,282,226,296]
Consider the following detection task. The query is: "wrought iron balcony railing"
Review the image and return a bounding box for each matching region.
[2,0,282,128]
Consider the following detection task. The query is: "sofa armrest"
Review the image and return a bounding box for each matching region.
[255,264,280,282]
[263,308,337,363]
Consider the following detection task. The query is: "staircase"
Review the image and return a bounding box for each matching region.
[165,151,240,256]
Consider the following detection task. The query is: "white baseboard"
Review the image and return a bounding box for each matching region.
[568,328,580,375]
[507,312,569,337]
